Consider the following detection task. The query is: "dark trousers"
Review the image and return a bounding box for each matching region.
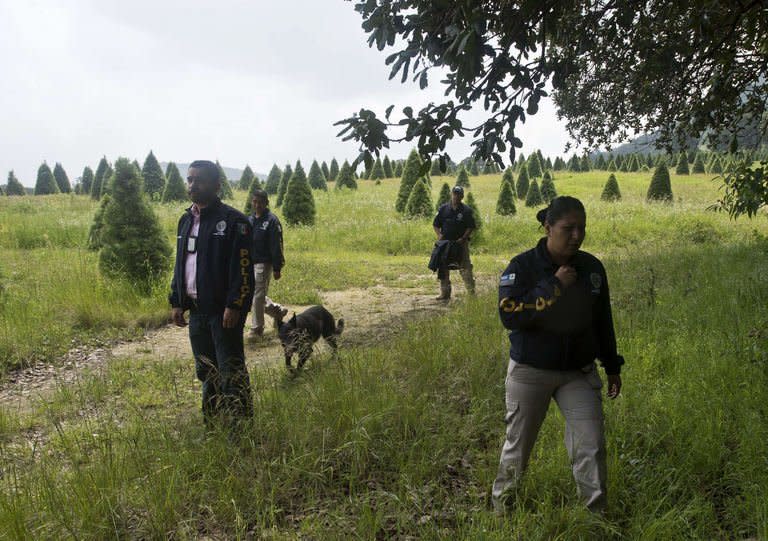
[188,309,253,422]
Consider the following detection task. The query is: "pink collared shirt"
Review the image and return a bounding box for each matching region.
[185,204,201,299]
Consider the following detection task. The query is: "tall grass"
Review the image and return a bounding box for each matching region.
[0,235,766,538]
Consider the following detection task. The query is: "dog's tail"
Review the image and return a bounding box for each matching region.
[335,318,344,335]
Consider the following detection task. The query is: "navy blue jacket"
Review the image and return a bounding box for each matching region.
[498,237,624,375]
[433,203,476,241]
[248,210,285,272]
[169,199,253,314]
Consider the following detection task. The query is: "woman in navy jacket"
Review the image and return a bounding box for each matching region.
[492,196,623,513]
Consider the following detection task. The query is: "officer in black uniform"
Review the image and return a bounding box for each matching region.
[247,189,287,339]
[432,185,476,299]
[169,160,254,425]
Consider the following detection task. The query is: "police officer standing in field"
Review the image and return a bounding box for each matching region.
[169,160,254,426]
[433,185,476,300]
[247,189,287,340]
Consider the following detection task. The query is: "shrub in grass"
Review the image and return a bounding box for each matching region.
[525,179,544,207]
[80,166,94,195]
[540,171,557,203]
[469,160,479,175]
[369,157,385,181]
[430,159,442,176]
[676,151,690,175]
[161,162,187,203]
[216,161,233,199]
[465,191,482,230]
[6,171,26,196]
[516,164,530,200]
[382,155,394,178]
[98,158,170,287]
[53,163,71,193]
[308,160,327,190]
[501,167,515,191]
[396,149,423,212]
[436,182,451,210]
[692,152,706,173]
[455,165,471,188]
[321,161,330,180]
[527,153,543,177]
[87,194,111,250]
[335,160,357,190]
[264,164,282,195]
[276,164,292,206]
[405,178,433,218]
[394,160,403,177]
[647,163,673,202]
[601,173,622,201]
[141,151,166,200]
[496,180,517,215]
[34,163,59,195]
[283,161,316,226]
[238,165,255,190]
[329,158,340,181]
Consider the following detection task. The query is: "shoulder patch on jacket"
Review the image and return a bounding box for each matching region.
[500,273,516,286]
[238,223,249,236]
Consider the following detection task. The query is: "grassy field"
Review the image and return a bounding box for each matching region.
[0,169,767,539]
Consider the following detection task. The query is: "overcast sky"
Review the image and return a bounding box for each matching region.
[0,0,575,186]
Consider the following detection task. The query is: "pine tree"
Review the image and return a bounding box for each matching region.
[91,157,110,200]
[607,159,617,172]
[87,194,111,250]
[465,192,482,230]
[601,173,622,201]
[516,153,527,171]
[395,149,423,212]
[98,158,171,288]
[708,156,723,174]
[6,171,26,196]
[321,161,330,180]
[431,159,443,176]
[729,133,739,154]
[482,160,494,175]
[213,161,232,199]
[469,160,480,176]
[243,176,265,214]
[545,157,553,170]
[647,163,673,202]
[688,149,697,164]
[527,153,543,177]
[496,180,517,216]
[436,182,451,210]
[383,155,394,177]
[516,164,530,199]
[553,157,565,171]
[501,166,515,192]
[79,166,94,195]
[282,161,316,226]
[645,154,655,168]
[568,155,581,172]
[404,178,433,218]
[276,164,293,206]
[619,155,630,172]
[455,165,471,188]
[34,162,59,195]
[394,160,404,177]
[525,179,544,207]
[100,162,115,198]
[675,151,690,174]
[308,160,327,190]
[141,151,166,200]
[595,154,607,170]
[369,157,386,180]
[329,158,340,181]
[335,160,358,190]
[161,162,187,203]
[264,164,282,194]
[238,165,255,190]
[52,163,71,193]
[540,171,557,203]
[692,152,706,173]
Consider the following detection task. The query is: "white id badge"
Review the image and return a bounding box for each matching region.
[187,236,197,253]
[254,263,265,274]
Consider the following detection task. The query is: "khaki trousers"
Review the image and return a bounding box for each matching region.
[439,242,475,297]
[492,359,607,512]
[250,263,272,330]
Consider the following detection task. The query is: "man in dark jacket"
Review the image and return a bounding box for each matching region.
[432,185,476,300]
[169,160,254,425]
[247,189,287,339]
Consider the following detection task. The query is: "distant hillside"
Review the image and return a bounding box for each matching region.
[160,162,267,182]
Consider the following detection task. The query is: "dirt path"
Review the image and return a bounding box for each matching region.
[0,284,457,414]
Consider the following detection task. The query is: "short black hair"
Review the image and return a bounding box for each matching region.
[251,189,269,205]
[536,196,586,226]
[188,160,220,184]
